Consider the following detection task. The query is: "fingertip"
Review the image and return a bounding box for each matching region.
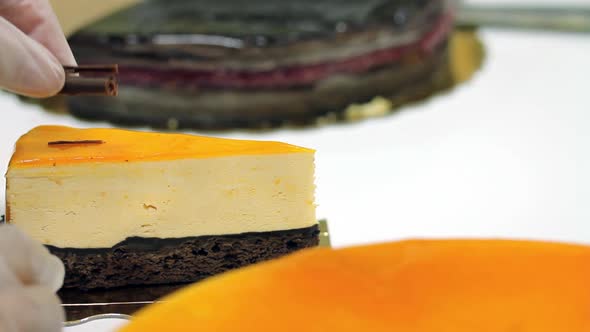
[0,286,64,332]
[0,224,65,291]
[60,49,77,68]
[19,51,65,98]
[27,236,65,291]
[41,0,78,67]
[0,20,66,98]
[25,48,66,98]
[21,285,65,332]
[43,55,66,96]
[0,256,21,287]
[43,254,65,292]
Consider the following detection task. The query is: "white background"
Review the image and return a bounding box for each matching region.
[0,0,589,331]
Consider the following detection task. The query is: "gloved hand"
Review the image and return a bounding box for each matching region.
[0,224,65,332]
[0,0,76,97]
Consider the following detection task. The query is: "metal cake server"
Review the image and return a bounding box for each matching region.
[64,314,131,328]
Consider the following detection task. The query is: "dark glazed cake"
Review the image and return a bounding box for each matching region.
[63,0,457,129]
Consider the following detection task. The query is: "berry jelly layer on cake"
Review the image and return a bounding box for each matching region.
[5,126,318,289]
[64,0,454,129]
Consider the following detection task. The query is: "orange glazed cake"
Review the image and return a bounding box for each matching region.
[5,125,318,289]
[119,239,590,332]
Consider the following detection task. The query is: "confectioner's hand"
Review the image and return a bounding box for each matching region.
[0,224,65,290]
[0,224,65,332]
[0,0,76,97]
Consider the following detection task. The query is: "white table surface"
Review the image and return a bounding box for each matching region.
[1,10,590,332]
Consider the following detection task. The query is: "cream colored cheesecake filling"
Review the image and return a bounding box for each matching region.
[6,153,316,248]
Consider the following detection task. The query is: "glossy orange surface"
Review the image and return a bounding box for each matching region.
[9,126,312,168]
[120,239,590,332]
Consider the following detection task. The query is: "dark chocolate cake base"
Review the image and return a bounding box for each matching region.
[49,225,319,290]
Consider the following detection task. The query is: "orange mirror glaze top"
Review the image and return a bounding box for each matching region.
[9,126,313,168]
[119,239,590,332]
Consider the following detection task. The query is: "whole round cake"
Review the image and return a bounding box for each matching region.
[119,239,590,331]
[61,0,473,129]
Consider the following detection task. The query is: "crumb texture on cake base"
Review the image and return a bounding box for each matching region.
[50,225,319,290]
[119,239,590,332]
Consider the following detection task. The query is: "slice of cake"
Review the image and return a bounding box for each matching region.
[119,239,590,332]
[5,125,318,289]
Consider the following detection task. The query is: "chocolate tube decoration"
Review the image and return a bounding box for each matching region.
[59,65,119,96]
